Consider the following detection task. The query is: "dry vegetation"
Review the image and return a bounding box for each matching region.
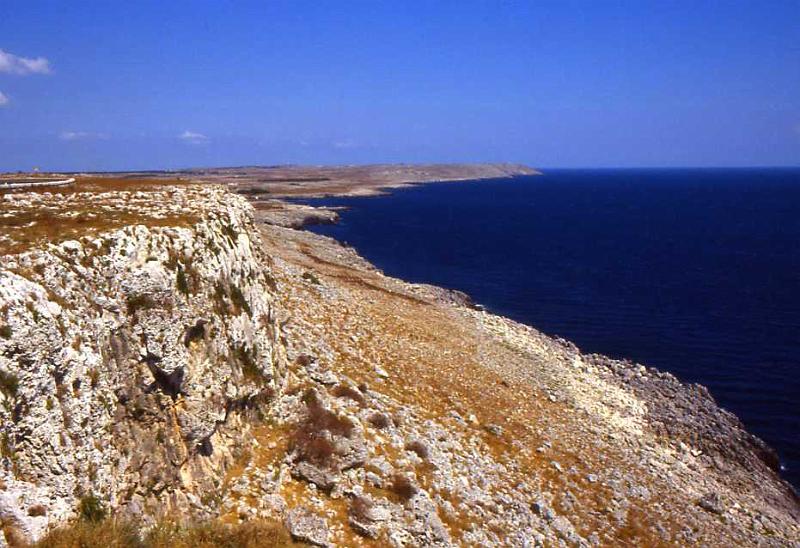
[240,219,800,545]
[35,518,297,548]
[0,177,197,255]
[86,164,537,198]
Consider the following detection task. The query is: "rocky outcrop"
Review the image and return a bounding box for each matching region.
[251,200,342,229]
[0,187,286,544]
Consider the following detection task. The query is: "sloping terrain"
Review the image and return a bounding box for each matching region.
[229,221,799,546]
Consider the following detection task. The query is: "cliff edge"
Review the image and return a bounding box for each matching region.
[0,182,286,544]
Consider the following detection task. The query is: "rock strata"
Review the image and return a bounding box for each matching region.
[0,185,286,544]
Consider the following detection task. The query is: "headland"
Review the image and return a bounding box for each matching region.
[0,165,797,546]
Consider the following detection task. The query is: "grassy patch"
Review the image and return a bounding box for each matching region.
[0,177,199,256]
[36,517,296,548]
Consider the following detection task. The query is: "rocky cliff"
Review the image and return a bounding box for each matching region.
[0,185,286,544]
[1,176,798,547]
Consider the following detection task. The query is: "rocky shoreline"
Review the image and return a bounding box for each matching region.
[0,169,798,546]
[247,219,800,545]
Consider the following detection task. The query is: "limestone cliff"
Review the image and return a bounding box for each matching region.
[1,176,798,547]
[0,186,286,544]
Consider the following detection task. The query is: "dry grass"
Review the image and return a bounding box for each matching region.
[388,473,419,502]
[330,384,366,406]
[35,518,296,548]
[367,412,391,430]
[0,177,199,255]
[254,223,705,544]
[290,389,354,466]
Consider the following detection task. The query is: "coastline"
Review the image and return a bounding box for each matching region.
[251,209,800,544]
[1,167,797,545]
[91,165,800,541]
[254,168,799,482]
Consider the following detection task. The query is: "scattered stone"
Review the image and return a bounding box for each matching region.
[484,424,503,436]
[309,368,338,385]
[532,500,556,522]
[348,495,391,539]
[291,462,338,492]
[365,471,383,488]
[286,507,331,546]
[698,492,725,515]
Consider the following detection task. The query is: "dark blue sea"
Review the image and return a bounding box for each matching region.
[303,168,800,488]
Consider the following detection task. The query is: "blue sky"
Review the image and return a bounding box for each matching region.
[0,1,798,171]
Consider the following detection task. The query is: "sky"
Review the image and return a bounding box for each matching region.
[0,0,798,171]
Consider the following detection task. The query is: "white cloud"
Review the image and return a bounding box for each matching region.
[59,131,109,141]
[0,91,8,106]
[179,130,209,144]
[0,49,51,75]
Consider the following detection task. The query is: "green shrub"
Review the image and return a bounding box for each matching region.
[126,294,155,315]
[0,370,19,398]
[229,284,251,317]
[88,368,100,388]
[302,271,321,285]
[176,266,190,296]
[233,344,262,383]
[1,433,13,459]
[79,494,106,523]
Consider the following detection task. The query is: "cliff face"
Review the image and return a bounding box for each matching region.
[0,186,286,543]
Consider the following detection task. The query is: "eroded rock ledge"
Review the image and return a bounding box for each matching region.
[0,186,286,543]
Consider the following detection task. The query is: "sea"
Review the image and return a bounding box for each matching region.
[302,168,800,489]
